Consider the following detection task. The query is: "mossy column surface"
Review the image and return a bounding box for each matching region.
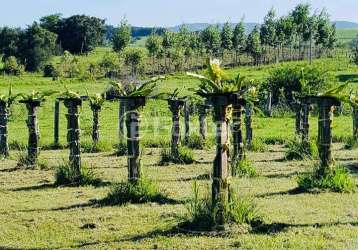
[21,100,41,165]
[64,99,82,179]
[317,97,340,176]
[168,100,184,156]
[91,104,101,143]
[293,103,303,135]
[301,101,310,148]
[0,101,9,157]
[211,94,233,225]
[198,104,210,140]
[232,98,245,176]
[125,97,145,183]
[353,106,358,140]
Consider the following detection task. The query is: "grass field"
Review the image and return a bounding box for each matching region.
[337,28,358,45]
[0,55,358,249]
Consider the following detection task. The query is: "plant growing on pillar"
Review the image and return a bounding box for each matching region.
[19,90,57,167]
[158,88,194,165]
[0,86,21,158]
[187,58,258,227]
[297,83,354,192]
[55,87,101,186]
[86,91,106,152]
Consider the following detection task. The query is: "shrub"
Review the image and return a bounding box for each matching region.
[182,182,261,231]
[247,138,267,152]
[82,141,112,153]
[285,139,318,160]
[43,63,60,78]
[54,162,102,186]
[297,165,354,193]
[101,178,168,205]
[16,151,47,169]
[114,141,127,156]
[142,137,169,148]
[184,134,213,150]
[159,146,194,165]
[2,56,24,76]
[344,137,358,150]
[232,159,258,177]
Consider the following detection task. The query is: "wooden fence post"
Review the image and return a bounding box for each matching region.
[184,100,190,143]
[353,106,358,140]
[245,104,253,147]
[232,99,245,176]
[119,100,126,139]
[198,104,210,140]
[168,100,184,156]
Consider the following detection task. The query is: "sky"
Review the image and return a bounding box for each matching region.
[0,0,358,27]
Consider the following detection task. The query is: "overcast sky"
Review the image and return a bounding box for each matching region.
[1,0,357,27]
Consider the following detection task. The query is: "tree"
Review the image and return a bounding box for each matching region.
[0,27,21,60]
[124,47,147,77]
[57,15,105,54]
[260,8,277,47]
[232,21,247,64]
[221,22,233,52]
[276,16,295,59]
[200,25,221,56]
[145,33,162,73]
[246,26,262,65]
[40,13,62,33]
[17,23,58,72]
[112,19,131,53]
[291,3,311,57]
[315,10,336,53]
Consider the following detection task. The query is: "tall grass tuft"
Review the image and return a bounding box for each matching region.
[159,146,194,165]
[285,139,318,160]
[232,159,258,177]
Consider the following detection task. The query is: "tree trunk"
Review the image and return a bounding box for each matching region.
[25,102,40,165]
[184,101,190,143]
[245,105,253,147]
[232,103,244,176]
[64,99,82,179]
[211,95,232,225]
[91,106,101,143]
[125,97,145,183]
[0,101,9,158]
[353,106,358,140]
[168,100,183,156]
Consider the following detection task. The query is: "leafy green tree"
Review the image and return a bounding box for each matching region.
[246,26,262,65]
[2,56,24,75]
[221,22,233,52]
[0,27,21,60]
[99,52,121,77]
[40,13,62,33]
[200,25,221,56]
[232,21,246,63]
[145,33,162,73]
[315,10,336,52]
[112,19,131,53]
[260,8,277,47]
[17,23,57,71]
[291,3,311,57]
[57,15,105,54]
[124,47,147,77]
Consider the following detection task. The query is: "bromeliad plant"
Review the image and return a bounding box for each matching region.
[0,86,21,157]
[19,90,57,166]
[86,91,106,144]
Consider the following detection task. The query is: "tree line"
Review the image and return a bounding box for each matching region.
[0,3,337,76]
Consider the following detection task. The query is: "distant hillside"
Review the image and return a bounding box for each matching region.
[333,21,358,29]
[169,22,259,33]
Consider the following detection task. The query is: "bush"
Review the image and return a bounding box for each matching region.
[54,162,102,186]
[43,63,60,78]
[344,137,358,150]
[16,151,47,169]
[247,138,268,152]
[184,134,213,150]
[297,166,354,193]
[182,182,261,231]
[101,178,168,205]
[285,139,318,160]
[232,159,258,177]
[2,56,24,76]
[82,141,112,153]
[159,146,194,165]
[114,141,127,156]
[142,137,169,148]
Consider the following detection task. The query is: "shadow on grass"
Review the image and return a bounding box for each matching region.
[0,167,21,173]
[178,173,211,182]
[252,221,358,234]
[264,171,308,179]
[256,187,305,198]
[9,181,113,192]
[337,74,358,83]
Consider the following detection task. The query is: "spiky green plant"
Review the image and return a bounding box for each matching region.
[0,85,21,107]
[20,90,58,102]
